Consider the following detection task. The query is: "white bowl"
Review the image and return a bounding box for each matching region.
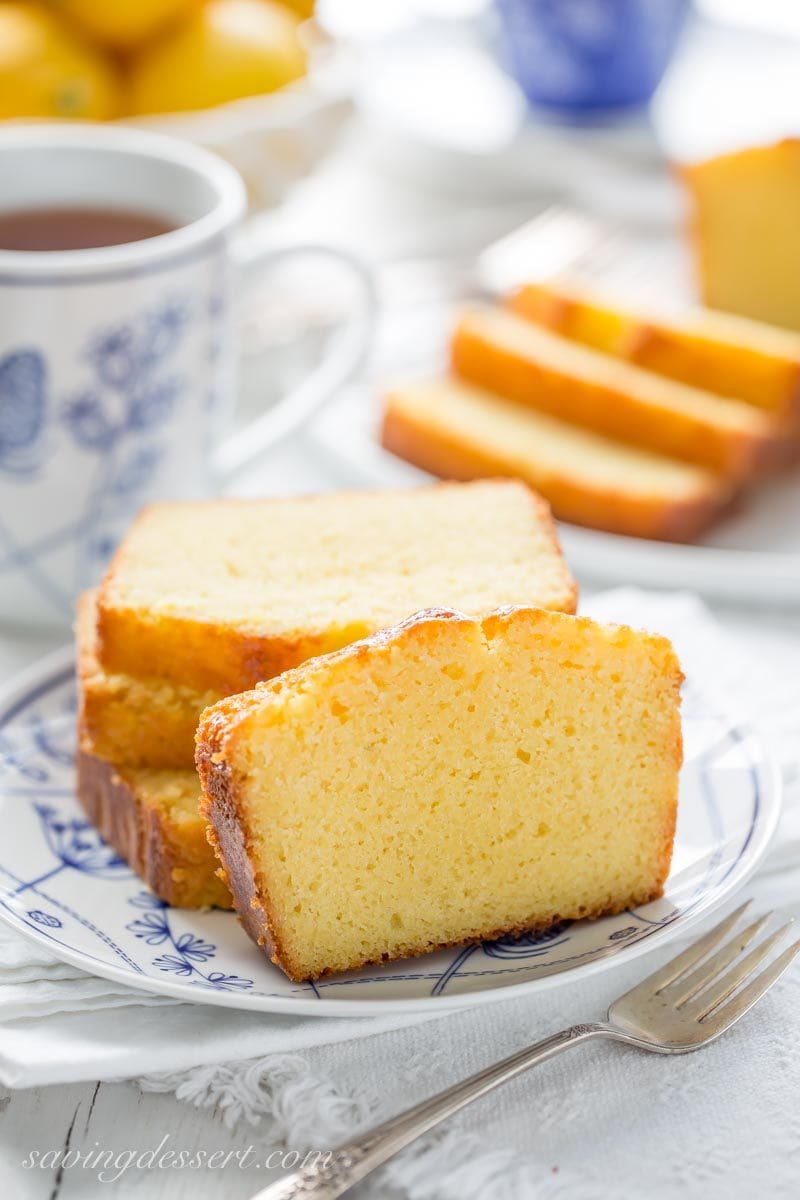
[120,30,353,210]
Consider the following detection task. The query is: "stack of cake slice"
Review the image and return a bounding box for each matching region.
[382,279,800,541]
[76,480,577,909]
[76,592,227,908]
[77,479,686,984]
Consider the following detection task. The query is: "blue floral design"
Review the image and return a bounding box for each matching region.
[432,922,570,995]
[83,530,122,566]
[0,686,76,785]
[61,390,119,452]
[0,350,48,474]
[28,909,62,928]
[1,730,138,967]
[483,923,569,959]
[141,298,189,367]
[609,925,639,941]
[0,734,50,784]
[172,933,216,960]
[29,714,75,769]
[62,297,190,455]
[59,295,191,586]
[110,445,163,497]
[126,378,181,432]
[88,324,138,391]
[34,803,128,878]
[154,954,200,977]
[127,906,174,946]
[0,295,193,620]
[126,892,253,992]
[201,972,254,991]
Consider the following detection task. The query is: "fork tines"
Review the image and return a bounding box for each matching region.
[646,902,799,1027]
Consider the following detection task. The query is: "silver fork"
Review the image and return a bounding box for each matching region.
[251,903,798,1200]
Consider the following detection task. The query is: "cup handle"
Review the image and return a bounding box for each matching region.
[214,241,376,481]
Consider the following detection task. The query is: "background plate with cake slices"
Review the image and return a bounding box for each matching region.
[298,205,800,608]
[309,376,800,609]
[0,643,780,1016]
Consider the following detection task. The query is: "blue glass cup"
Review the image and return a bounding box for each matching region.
[495,0,690,117]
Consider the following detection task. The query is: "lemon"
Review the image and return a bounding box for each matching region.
[129,0,307,116]
[50,0,198,53]
[0,4,121,120]
[279,0,314,18]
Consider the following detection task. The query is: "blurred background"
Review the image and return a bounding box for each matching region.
[2,0,800,602]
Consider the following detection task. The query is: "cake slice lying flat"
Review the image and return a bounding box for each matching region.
[382,377,735,541]
[508,280,800,424]
[97,481,577,695]
[76,751,231,909]
[452,307,777,477]
[196,605,682,982]
[78,591,218,769]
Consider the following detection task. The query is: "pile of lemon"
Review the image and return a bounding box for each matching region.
[0,0,313,120]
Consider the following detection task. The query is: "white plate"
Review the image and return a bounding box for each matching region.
[310,381,800,607]
[0,646,780,1016]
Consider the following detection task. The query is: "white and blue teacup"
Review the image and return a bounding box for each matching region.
[0,124,374,628]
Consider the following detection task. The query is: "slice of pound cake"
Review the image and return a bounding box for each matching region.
[97,482,577,694]
[681,139,800,333]
[508,279,800,425]
[382,377,735,541]
[452,307,776,477]
[78,591,219,769]
[76,751,231,909]
[196,606,682,981]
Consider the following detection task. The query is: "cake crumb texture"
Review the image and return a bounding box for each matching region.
[382,376,734,542]
[682,139,800,334]
[197,605,682,982]
[98,481,577,693]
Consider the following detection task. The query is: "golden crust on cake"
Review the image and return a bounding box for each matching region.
[382,377,735,542]
[95,482,577,694]
[508,280,800,427]
[76,750,231,909]
[452,307,777,478]
[196,605,682,982]
[77,591,218,769]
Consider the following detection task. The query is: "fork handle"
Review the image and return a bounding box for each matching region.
[250,1022,611,1200]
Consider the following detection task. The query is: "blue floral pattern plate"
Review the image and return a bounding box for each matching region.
[0,647,780,1016]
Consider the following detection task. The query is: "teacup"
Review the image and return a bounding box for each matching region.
[0,124,374,628]
[495,0,689,116]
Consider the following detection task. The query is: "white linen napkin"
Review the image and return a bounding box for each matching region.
[2,590,798,1200]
